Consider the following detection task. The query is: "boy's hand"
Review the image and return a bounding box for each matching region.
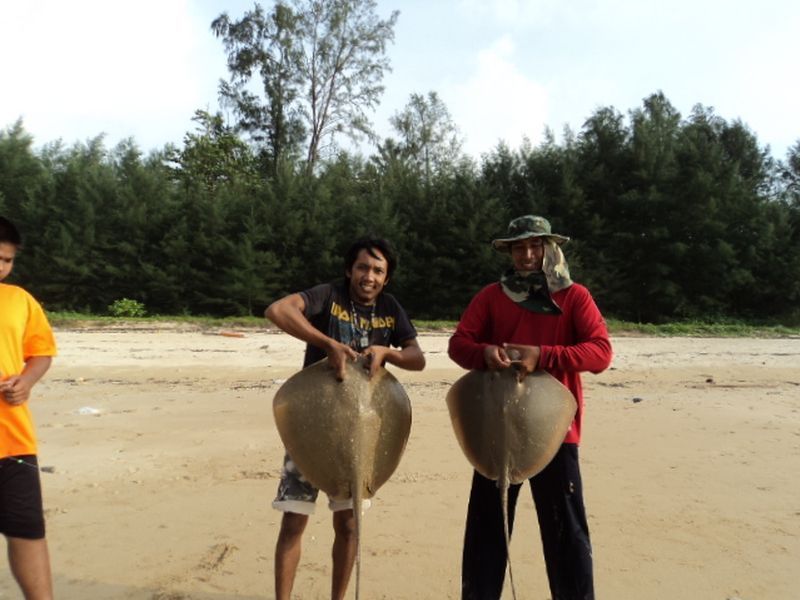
[0,375,33,405]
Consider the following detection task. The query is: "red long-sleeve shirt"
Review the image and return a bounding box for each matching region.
[448,282,612,444]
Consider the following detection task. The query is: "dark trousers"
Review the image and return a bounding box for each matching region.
[462,444,594,600]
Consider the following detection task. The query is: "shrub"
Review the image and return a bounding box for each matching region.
[107,298,146,318]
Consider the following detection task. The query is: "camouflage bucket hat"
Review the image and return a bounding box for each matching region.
[491,215,569,252]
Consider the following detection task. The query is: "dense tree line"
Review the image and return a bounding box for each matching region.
[1,0,798,324]
[2,91,799,324]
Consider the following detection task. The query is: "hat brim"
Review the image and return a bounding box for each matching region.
[491,232,570,253]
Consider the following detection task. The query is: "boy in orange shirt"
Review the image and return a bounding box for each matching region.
[0,216,57,599]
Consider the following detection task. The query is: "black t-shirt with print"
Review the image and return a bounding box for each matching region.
[299,280,417,367]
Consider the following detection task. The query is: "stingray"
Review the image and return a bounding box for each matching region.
[273,356,412,600]
[446,368,577,600]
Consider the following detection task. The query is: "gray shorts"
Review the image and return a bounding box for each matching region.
[272,452,371,515]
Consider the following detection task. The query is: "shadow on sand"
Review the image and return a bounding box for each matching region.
[0,573,266,600]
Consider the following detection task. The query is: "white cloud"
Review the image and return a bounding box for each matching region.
[0,0,213,148]
[2,0,797,158]
[457,0,562,28]
[444,36,549,156]
[716,12,800,156]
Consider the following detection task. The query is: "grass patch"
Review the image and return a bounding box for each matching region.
[49,312,264,331]
[605,318,800,337]
[48,312,800,338]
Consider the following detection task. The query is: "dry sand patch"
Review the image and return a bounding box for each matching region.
[0,330,797,598]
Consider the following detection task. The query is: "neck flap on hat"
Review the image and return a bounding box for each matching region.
[499,240,573,314]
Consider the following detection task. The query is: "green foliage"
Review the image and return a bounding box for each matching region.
[107,298,147,318]
[167,110,258,192]
[212,0,398,173]
[387,91,465,182]
[605,318,800,337]
[2,90,799,325]
[45,311,800,339]
[48,311,265,330]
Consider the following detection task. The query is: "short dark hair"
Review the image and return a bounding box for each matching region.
[0,216,22,247]
[344,237,398,280]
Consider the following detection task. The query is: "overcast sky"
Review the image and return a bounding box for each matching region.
[1,0,798,160]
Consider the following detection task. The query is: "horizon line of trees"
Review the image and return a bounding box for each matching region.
[2,90,799,324]
[1,1,799,324]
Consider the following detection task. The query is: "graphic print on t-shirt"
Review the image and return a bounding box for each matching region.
[301,281,417,368]
[330,300,395,351]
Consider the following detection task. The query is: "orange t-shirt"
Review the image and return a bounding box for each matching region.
[0,283,57,457]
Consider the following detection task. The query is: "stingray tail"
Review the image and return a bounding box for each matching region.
[500,474,518,600]
[352,481,363,600]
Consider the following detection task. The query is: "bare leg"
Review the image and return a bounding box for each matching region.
[7,536,53,600]
[331,509,357,600]
[275,512,309,600]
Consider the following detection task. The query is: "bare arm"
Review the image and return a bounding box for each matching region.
[0,356,53,406]
[265,293,357,379]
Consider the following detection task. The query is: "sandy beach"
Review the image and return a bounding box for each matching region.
[1,327,798,599]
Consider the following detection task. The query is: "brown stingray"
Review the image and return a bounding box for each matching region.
[273,357,412,600]
[446,368,577,600]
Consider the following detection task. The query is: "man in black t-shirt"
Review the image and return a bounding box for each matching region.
[265,237,425,600]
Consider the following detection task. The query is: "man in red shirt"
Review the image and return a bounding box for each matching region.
[448,215,612,600]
